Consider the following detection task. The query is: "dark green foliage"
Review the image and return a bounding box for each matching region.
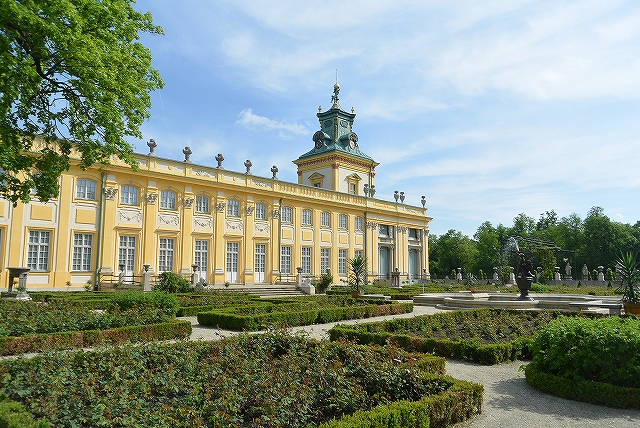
[108,291,179,316]
[197,299,413,331]
[155,271,191,293]
[615,252,640,303]
[348,255,368,293]
[529,315,640,388]
[329,309,604,365]
[0,392,50,428]
[0,333,479,428]
[525,361,640,409]
[316,269,334,293]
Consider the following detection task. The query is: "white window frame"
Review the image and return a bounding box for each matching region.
[255,203,267,220]
[355,249,364,260]
[196,195,210,214]
[379,224,389,236]
[227,199,240,217]
[76,179,97,200]
[356,216,364,231]
[339,214,348,229]
[281,206,292,223]
[72,233,93,271]
[301,247,312,274]
[120,185,138,205]
[321,248,330,274]
[160,190,177,210]
[321,212,331,228]
[338,249,347,275]
[302,209,313,226]
[27,230,50,271]
[194,240,209,274]
[280,245,292,274]
[159,238,175,272]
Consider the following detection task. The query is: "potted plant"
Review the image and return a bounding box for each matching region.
[615,251,640,315]
[347,255,368,297]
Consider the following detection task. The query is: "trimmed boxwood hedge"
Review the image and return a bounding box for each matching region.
[329,309,604,365]
[0,320,192,356]
[197,301,413,331]
[0,393,49,428]
[525,361,640,409]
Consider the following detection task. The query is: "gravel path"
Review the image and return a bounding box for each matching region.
[181,305,640,428]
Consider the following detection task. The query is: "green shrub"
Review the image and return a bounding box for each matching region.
[154,272,191,293]
[0,333,480,428]
[529,315,640,388]
[108,291,179,316]
[525,361,640,409]
[315,269,334,293]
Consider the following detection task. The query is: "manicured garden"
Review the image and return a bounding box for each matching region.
[0,332,482,428]
[329,308,607,364]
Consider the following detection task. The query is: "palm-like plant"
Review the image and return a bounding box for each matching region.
[348,255,368,294]
[615,252,640,304]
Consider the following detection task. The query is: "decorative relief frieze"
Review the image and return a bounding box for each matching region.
[272,209,280,219]
[158,213,179,226]
[252,179,270,188]
[404,208,422,215]
[117,209,141,224]
[254,222,270,234]
[225,219,244,233]
[216,202,226,212]
[194,169,213,177]
[397,226,408,233]
[366,221,378,229]
[194,216,213,229]
[183,197,194,208]
[246,205,255,216]
[146,193,158,204]
[104,187,118,200]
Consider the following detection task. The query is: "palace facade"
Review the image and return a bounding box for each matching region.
[0,86,431,289]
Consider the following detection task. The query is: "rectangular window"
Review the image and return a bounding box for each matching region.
[27,230,50,271]
[72,233,93,271]
[321,212,331,228]
[76,179,96,200]
[227,199,240,217]
[120,185,138,205]
[280,246,291,274]
[338,249,347,275]
[349,183,357,194]
[160,190,177,210]
[226,242,239,282]
[321,248,330,274]
[118,235,136,276]
[194,240,208,273]
[409,228,419,240]
[281,206,292,223]
[159,238,175,272]
[301,247,312,274]
[355,249,364,260]
[196,195,210,214]
[302,209,313,225]
[379,224,389,236]
[355,216,363,231]
[255,244,266,274]
[256,203,267,220]
[339,214,348,229]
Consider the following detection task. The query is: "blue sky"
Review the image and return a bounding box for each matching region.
[132,0,640,237]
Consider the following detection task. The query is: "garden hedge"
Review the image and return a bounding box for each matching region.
[197,301,413,330]
[0,320,192,356]
[328,309,604,365]
[524,361,640,409]
[319,375,483,428]
[0,392,49,428]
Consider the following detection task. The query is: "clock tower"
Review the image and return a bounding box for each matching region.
[293,84,379,195]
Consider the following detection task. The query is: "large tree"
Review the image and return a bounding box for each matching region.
[0,0,163,204]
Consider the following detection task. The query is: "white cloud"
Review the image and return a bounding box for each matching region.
[235,108,310,136]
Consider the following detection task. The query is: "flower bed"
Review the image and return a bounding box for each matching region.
[0,333,482,428]
[329,309,604,364]
[197,298,413,330]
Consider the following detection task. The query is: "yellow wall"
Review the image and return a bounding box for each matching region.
[0,154,431,288]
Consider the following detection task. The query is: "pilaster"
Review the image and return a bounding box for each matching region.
[213,195,226,285]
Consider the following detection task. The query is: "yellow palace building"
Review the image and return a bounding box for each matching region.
[0,85,431,289]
